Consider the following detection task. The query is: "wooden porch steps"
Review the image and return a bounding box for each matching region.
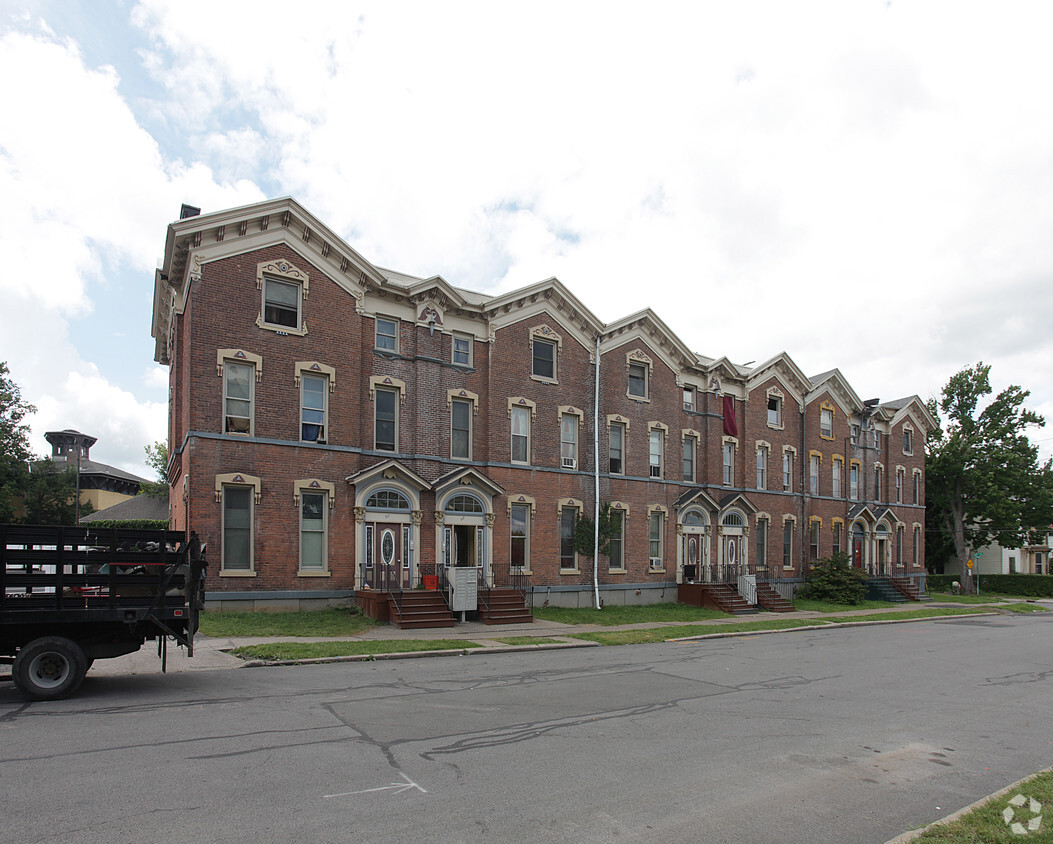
[389,590,456,629]
[479,587,533,625]
[755,582,795,613]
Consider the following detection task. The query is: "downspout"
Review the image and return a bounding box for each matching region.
[593,334,601,610]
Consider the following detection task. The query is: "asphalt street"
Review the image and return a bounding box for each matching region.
[1,611,1051,843]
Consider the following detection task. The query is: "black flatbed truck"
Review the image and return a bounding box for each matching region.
[1,524,206,700]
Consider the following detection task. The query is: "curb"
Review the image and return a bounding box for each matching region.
[236,639,600,667]
[884,765,1053,843]
[665,611,999,643]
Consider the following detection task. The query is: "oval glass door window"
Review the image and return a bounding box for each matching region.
[727,538,737,565]
[381,529,395,565]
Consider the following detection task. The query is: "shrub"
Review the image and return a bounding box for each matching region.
[799,551,868,605]
[81,519,170,530]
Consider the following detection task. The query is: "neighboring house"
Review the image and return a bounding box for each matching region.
[80,493,169,524]
[971,529,1053,575]
[42,429,148,513]
[151,197,935,609]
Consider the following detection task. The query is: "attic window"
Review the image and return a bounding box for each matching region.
[263,278,300,329]
[767,395,782,427]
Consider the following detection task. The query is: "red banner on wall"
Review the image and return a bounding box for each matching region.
[722,395,738,436]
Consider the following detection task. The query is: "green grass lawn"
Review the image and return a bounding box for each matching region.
[792,598,900,613]
[997,602,1050,614]
[532,602,730,625]
[909,770,1052,842]
[199,606,377,638]
[229,639,480,660]
[569,607,994,646]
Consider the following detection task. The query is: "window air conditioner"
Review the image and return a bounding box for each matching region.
[649,557,662,569]
[650,466,661,478]
[562,457,576,469]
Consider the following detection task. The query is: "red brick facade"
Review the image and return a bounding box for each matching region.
[152,198,935,605]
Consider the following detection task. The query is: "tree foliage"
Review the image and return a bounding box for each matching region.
[925,363,1053,585]
[140,440,170,498]
[573,503,618,559]
[0,361,35,521]
[22,461,92,525]
[799,551,868,605]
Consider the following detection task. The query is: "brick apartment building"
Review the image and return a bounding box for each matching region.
[151,197,935,611]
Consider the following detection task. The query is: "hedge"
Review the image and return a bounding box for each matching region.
[82,519,170,531]
[927,573,1053,598]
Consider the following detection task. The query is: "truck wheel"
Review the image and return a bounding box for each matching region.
[12,637,89,701]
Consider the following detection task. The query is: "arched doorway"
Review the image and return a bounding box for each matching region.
[362,488,415,590]
[679,508,709,583]
[873,523,890,575]
[437,491,493,586]
[720,510,747,582]
[851,522,867,570]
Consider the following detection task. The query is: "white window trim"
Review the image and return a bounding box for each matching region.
[782,514,796,569]
[509,496,535,574]
[558,497,582,573]
[215,473,261,576]
[648,422,667,479]
[219,350,261,437]
[256,259,309,336]
[529,325,562,383]
[509,399,534,465]
[295,479,334,576]
[648,505,667,571]
[375,315,399,353]
[782,445,796,493]
[452,332,473,368]
[766,386,785,430]
[607,502,629,572]
[297,365,332,444]
[372,382,402,452]
[451,397,474,460]
[626,350,653,402]
[607,415,629,475]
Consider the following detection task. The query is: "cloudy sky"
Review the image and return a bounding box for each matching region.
[3,0,1053,477]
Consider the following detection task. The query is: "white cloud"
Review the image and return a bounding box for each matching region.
[5,0,1053,477]
[0,24,264,474]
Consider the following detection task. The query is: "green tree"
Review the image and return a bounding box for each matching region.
[140,440,169,498]
[0,361,35,521]
[800,552,868,604]
[926,363,1053,589]
[22,460,91,525]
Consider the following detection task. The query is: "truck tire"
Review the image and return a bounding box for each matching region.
[12,637,89,701]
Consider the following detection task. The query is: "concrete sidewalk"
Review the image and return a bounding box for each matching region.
[87,599,1030,676]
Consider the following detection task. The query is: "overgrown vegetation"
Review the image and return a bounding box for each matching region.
[798,552,868,604]
[199,606,376,638]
